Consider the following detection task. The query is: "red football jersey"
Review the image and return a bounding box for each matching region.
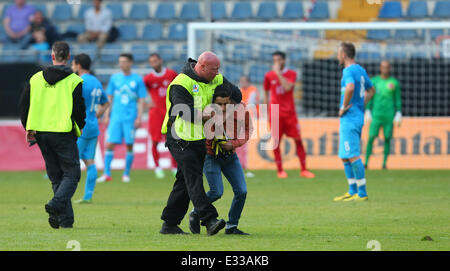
[263,68,297,117]
[143,67,178,112]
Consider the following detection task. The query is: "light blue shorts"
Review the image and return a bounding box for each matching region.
[77,136,98,160]
[106,120,135,145]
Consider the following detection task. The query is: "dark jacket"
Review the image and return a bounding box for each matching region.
[19,65,86,132]
[166,58,242,142]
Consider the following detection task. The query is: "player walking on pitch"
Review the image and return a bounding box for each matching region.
[263,51,315,179]
[71,54,110,204]
[364,60,402,169]
[97,53,147,183]
[143,53,178,179]
[334,42,375,202]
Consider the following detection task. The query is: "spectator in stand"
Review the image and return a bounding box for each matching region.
[77,0,112,51]
[30,27,50,62]
[30,10,60,47]
[2,0,35,49]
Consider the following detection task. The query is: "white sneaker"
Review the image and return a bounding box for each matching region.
[122,175,130,183]
[246,171,255,178]
[96,174,112,183]
[155,168,165,179]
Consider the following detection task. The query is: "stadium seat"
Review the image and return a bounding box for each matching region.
[65,23,84,35]
[142,23,163,41]
[52,4,73,21]
[406,1,428,18]
[131,45,149,63]
[300,30,320,38]
[260,44,279,62]
[129,3,150,20]
[107,3,124,20]
[171,64,184,73]
[97,74,111,85]
[282,2,304,19]
[232,44,252,62]
[155,3,176,21]
[157,44,176,62]
[432,1,450,18]
[1,4,13,19]
[394,29,419,40]
[288,48,308,62]
[356,51,382,61]
[168,23,187,41]
[79,43,98,60]
[180,2,201,20]
[430,29,445,40]
[257,2,278,20]
[309,1,329,20]
[249,64,270,83]
[118,24,137,41]
[100,44,123,64]
[231,2,253,20]
[77,4,92,20]
[31,4,47,16]
[179,44,187,61]
[224,64,244,83]
[212,2,227,20]
[378,1,403,19]
[0,26,6,42]
[367,29,391,40]
[385,44,408,59]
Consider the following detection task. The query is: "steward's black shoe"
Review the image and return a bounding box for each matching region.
[44,204,59,229]
[205,218,226,236]
[189,211,200,234]
[225,227,250,235]
[160,222,189,235]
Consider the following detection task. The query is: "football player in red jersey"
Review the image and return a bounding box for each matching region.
[144,53,178,178]
[263,51,315,179]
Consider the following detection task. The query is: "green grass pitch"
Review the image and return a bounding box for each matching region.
[0,169,449,251]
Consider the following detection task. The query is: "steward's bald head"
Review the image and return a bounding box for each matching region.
[194,51,220,82]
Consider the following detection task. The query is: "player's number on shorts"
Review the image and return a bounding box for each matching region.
[344,141,350,152]
[66,240,81,251]
[90,88,103,112]
[366,240,381,251]
[360,76,365,98]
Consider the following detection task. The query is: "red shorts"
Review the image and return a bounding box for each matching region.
[148,109,166,142]
[270,113,301,141]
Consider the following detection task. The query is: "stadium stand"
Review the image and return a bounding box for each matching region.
[0,0,449,91]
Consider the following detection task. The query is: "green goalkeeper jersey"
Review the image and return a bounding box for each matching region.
[367,75,401,120]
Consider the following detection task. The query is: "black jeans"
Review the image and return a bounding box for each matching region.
[35,132,80,227]
[161,139,218,226]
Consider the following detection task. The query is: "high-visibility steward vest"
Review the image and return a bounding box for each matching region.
[26,71,83,136]
[161,73,223,141]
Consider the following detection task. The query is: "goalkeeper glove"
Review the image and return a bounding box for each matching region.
[364,110,372,122]
[394,111,402,126]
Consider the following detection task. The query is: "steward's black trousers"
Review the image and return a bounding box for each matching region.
[161,139,218,225]
[35,132,80,227]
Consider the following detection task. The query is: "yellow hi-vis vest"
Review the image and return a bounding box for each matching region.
[26,71,83,136]
[161,73,223,141]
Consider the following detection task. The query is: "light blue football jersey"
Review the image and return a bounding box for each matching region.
[106,72,147,122]
[340,64,373,125]
[80,73,108,139]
